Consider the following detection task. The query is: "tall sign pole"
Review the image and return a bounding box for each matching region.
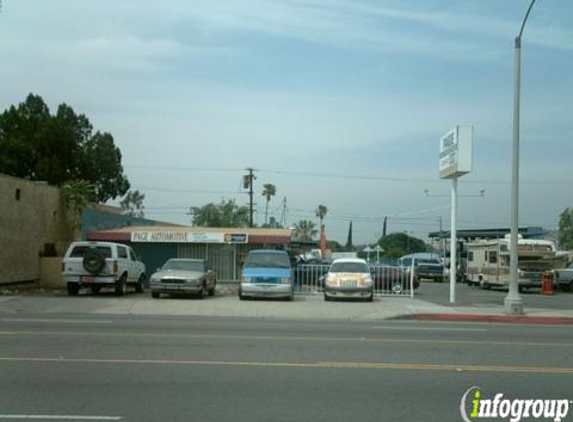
[439,126,473,304]
[450,177,458,304]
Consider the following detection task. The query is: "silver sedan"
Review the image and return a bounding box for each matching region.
[150,259,216,299]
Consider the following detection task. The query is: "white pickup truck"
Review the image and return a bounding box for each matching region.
[61,241,146,296]
[554,263,573,292]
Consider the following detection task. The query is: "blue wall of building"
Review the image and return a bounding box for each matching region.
[80,207,159,240]
[131,243,178,287]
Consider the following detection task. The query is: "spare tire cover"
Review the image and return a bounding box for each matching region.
[83,250,106,275]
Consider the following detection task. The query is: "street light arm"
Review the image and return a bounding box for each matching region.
[518,0,538,41]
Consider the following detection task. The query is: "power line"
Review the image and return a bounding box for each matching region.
[135,186,243,195]
[125,165,241,173]
[124,164,570,185]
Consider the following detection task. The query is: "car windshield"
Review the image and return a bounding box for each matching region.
[244,252,291,268]
[70,246,112,258]
[330,262,369,273]
[162,260,204,272]
[418,259,440,265]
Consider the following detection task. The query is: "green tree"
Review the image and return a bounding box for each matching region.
[327,239,344,252]
[377,232,426,258]
[0,94,51,179]
[262,183,276,227]
[558,207,573,250]
[191,199,249,227]
[345,221,353,250]
[293,220,318,241]
[120,190,146,218]
[79,131,130,202]
[0,93,130,202]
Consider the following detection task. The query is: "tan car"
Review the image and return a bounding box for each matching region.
[150,259,216,299]
[324,258,374,302]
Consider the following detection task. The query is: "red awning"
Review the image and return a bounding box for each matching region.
[86,231,131,242]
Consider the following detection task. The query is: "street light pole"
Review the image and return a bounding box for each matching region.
[505,0,537,315]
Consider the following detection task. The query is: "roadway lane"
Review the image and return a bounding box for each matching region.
[1,315,572,422]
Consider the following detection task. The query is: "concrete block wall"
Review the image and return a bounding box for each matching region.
[0,174,73,285]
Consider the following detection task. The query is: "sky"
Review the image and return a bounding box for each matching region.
[1,0,572,246]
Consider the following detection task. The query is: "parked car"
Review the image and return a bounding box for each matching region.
[61,241,146,296]
[370,265,419,293]
[150,259,216,299]
[324,258,373,302]
[239,249,294,301]
[399,254,445,283]
[553,263,573,292]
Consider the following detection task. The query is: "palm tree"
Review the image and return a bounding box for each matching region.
[315,204,328,228]
[61,179,96,231]
[262,183,276,226]
[293,220,318,241]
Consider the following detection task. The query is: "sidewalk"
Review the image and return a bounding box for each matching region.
[1,289,573,324]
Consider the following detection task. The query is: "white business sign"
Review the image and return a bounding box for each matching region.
[131,231,225,243]
[439,126,473,179]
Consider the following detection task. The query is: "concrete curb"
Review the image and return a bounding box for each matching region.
[390,313,573,325]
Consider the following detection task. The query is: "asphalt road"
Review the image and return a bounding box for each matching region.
[417,280,573,309]
[1,314,572,422]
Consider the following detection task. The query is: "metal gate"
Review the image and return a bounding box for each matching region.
[293,264,416,297]
[178,243,243,282]
[293,264,330,294]
[369,265,416,297]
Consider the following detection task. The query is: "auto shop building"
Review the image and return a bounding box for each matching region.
[87,226,292,282]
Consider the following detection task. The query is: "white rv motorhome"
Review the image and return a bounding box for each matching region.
[466,235,564,291]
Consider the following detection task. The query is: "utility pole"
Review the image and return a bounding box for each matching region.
[186,207,196,226]
[243,168,256,227]
[439,215,445,258]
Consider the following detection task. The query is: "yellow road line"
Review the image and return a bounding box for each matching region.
[0,330,570,348]
[0,356,572,374]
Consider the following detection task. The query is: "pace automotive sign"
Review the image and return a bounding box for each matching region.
[130,231,250,243]
[131,231,225,243]
[439,126,473,179]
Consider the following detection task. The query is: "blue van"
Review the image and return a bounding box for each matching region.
[239,249,294,301]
